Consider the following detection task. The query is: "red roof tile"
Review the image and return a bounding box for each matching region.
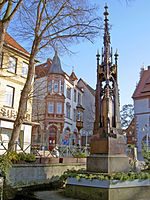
[5,33,30,55]
[132,67,150,99]
[35,58,52,78]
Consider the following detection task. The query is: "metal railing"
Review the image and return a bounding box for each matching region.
[0,140,90,158]
[31,143,90,158]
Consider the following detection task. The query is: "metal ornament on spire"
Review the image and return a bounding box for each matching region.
[103,5,111,67]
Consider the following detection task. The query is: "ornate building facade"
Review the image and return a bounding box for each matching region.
[32,51,90,150]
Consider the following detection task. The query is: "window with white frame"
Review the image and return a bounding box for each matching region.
[77,110,81,121]
[48,102,54,113]
[73,108,76,121]
[22,62,28,77]
[48,81,52,92]
[60,80,64,93]
[74,89,76,102]
[8,56,17,73]
[57,102,62,114]
[5,86,15,107]
[54,81,58,92]
[67,87,71,99]
[78,93,81,104]
[66,103,71,118]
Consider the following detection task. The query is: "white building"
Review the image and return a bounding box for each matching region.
[77,79,95,146]
[0,33,38,153]
[132,66,150,159]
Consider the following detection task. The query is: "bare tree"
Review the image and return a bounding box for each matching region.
[8,0,102,151]
[120,104,134,129]
[0,0,23,65]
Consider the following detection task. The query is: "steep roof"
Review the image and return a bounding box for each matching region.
[35,58,52,78]
[48,51,64,75]
[132,66,150,99]
[4,33,30,55]
[78,78,95,96]
[70,71,78,81]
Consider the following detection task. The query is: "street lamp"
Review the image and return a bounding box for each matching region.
[76,103,84,146]
[141,124,149,150]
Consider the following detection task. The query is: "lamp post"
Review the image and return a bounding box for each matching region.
[76,103,84,146]
[141,124,149,151]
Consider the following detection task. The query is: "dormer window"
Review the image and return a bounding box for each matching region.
[54,81,58,92]
[48,81,52,92]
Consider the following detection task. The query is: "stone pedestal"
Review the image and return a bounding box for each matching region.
[87,154,129,173]
[87,134,130,173]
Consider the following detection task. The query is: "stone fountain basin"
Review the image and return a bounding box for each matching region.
[67,177,150,188]
[65,177,150,200]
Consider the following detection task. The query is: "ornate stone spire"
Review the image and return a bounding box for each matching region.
[87,5,129,174]
[94,5,121,135]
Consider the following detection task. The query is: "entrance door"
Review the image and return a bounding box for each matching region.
[49,136,56,151]
[49,126,57,151]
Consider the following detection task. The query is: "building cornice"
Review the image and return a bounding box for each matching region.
[0,116,39,126]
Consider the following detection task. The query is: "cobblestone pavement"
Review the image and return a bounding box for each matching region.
[34,189,77,200]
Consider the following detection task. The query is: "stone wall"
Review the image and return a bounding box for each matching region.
[8,163,86,188]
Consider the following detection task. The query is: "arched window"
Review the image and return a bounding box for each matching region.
[49,126,57,137]
[65,127,71,135]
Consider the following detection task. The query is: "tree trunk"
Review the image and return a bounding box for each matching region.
[8,38,39,151]
[0,21,8,66]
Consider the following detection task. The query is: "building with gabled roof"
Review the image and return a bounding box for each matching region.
[132,66,150,159]
[4,33,30,55]
[32,52,90,150]
[0,33,38,153]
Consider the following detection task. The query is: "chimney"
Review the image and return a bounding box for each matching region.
[140,65,145,78]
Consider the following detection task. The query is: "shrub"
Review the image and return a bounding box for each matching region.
[0,154,12,179]
[60,169,150,183]
[25,154,36,162]
[73,152,87,158]
[17,153,26,161]
[7,151,18,161]
[141,143,150,169]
